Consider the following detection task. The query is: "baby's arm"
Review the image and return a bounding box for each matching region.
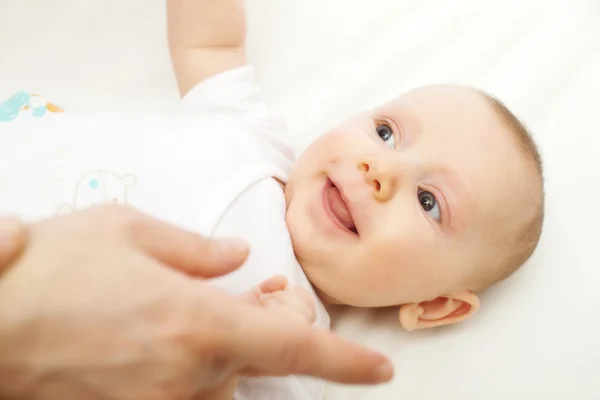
[167,0,247,97]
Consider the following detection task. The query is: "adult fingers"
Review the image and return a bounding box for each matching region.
[126,210,249,278]
[0,217,27,274]
[216,304,394,385]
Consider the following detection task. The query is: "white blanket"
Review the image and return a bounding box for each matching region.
[1,0,599,399]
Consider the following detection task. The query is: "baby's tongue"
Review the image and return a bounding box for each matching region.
[327,185,354,229]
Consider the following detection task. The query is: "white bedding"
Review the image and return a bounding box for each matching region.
[1,0,600,399]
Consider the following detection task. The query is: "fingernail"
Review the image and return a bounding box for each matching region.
[374,360,394,382]
[217,237,249,254]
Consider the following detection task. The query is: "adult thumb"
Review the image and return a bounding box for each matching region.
[0,217,27,275]
[188,237,251,278]
[131,214,250,278]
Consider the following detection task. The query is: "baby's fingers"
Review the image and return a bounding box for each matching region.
[260,287,317,325]
[259,275,288,294]
[238,275,288,304]
[289,287,317,324]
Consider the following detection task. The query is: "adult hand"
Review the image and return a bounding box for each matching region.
[0,217,27,274]
[0,205,392,400]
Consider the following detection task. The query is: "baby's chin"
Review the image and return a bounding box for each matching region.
[308,285,343,306]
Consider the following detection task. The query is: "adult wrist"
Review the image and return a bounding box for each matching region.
[0,300,35,398]
[0,223,36,399]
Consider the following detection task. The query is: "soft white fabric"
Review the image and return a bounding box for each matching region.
[0,66,329,400]
[1,0,599,399]
[182,67,330,400]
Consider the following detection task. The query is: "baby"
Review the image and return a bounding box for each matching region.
[0,0,544,399]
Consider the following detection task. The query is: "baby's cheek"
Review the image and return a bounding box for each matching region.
[316,125,365,155]
[309,131,345,158]
[364,233,429,286]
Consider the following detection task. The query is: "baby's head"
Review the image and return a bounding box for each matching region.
[285,84,544,330]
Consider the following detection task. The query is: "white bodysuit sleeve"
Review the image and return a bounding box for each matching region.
[179,66,295,171]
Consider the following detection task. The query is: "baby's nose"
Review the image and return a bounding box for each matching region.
[358,159,396,203]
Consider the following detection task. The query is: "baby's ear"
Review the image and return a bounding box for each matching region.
[398,291,479,331]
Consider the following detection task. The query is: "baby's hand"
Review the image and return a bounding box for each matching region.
[240,276,317,326]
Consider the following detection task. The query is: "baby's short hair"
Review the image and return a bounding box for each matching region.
[475,93,545,291]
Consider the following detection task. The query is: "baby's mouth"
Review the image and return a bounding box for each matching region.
[325,179,358,235]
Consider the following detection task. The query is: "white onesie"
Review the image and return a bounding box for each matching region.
[0,66,329,400]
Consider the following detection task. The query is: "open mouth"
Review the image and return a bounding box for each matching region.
[323,178,358,236]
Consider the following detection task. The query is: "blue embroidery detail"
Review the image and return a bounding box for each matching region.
[89,179,99,189]
[0,91,31,122]
[0,91,63,121]
[31,106,47,118]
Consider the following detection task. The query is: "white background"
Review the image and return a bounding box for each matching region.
[1,0,599,399]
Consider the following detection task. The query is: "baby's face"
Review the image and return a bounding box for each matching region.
[285,85,527,307]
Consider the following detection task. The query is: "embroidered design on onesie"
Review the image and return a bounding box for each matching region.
[56,170,137,215]
[0,91,64,121]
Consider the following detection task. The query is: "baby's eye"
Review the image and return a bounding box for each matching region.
[418,190,441,222]
[376,123,395,149]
